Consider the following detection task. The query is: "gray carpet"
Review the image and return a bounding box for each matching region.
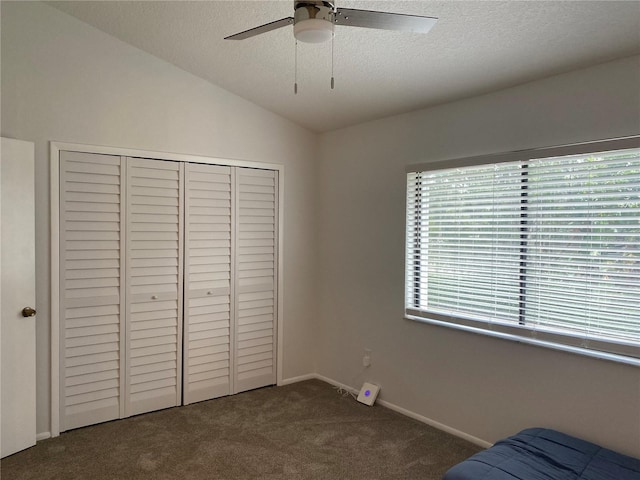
[1,379,481,479]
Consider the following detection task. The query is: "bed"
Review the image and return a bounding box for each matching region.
[443,427,640,480]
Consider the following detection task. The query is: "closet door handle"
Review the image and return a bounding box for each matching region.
[207,291,213,295]
[151,295,158,300]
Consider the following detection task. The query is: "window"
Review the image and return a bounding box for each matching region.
[405,137,640,365]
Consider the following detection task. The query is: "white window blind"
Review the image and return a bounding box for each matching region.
[405,141,640,364]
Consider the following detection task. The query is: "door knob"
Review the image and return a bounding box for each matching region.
[22,307,36,317]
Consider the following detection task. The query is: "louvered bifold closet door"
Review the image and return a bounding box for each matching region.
[126,158,183,416]
[234,168,278,393]
[183,164,233,404]
[60,152,125,431]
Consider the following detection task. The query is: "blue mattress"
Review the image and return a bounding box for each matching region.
[443,428,640,480]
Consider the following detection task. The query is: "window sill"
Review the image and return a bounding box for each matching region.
[405,313,640,368]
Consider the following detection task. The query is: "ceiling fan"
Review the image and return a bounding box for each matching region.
[225,1,437,92]
[225,1,438,44]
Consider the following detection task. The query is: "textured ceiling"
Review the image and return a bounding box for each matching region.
[48,1,640,133]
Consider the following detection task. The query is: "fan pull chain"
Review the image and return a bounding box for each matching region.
[294,40,298,95]
[330,32,335,90]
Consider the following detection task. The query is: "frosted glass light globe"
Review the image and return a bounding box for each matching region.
[294,18,334,43]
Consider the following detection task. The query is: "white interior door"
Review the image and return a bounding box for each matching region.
[1,137,36,457]
[183,163,233,404]
[59,151,124,431]
[234,168,278,393]
[125,158,183,416]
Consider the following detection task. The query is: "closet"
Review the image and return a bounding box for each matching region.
[59,152,278,432]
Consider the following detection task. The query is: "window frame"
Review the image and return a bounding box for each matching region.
[404,136,640,367]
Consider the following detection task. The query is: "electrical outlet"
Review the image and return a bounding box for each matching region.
[363,348,372,367]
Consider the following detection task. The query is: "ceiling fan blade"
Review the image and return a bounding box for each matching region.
[335,8,437,34]
[225,17,294,40]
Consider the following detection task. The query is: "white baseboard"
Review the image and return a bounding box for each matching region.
[314,374,359,394]
[290,373,493,449]
[279,373,317,386]
[376,399,492,448]
[37,374,492,449]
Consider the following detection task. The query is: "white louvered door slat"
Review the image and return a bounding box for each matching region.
[60,152,125,431]
[183,163,233,404]
[234,168,277,393]
[126,158,183,416]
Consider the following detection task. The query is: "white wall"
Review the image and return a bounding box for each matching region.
[1,2,318,436]
[317,55,640,457]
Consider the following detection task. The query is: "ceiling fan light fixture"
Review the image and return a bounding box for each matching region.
[294,18,334,43]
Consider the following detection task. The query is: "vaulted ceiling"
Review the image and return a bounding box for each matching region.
[48,1,640,132]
